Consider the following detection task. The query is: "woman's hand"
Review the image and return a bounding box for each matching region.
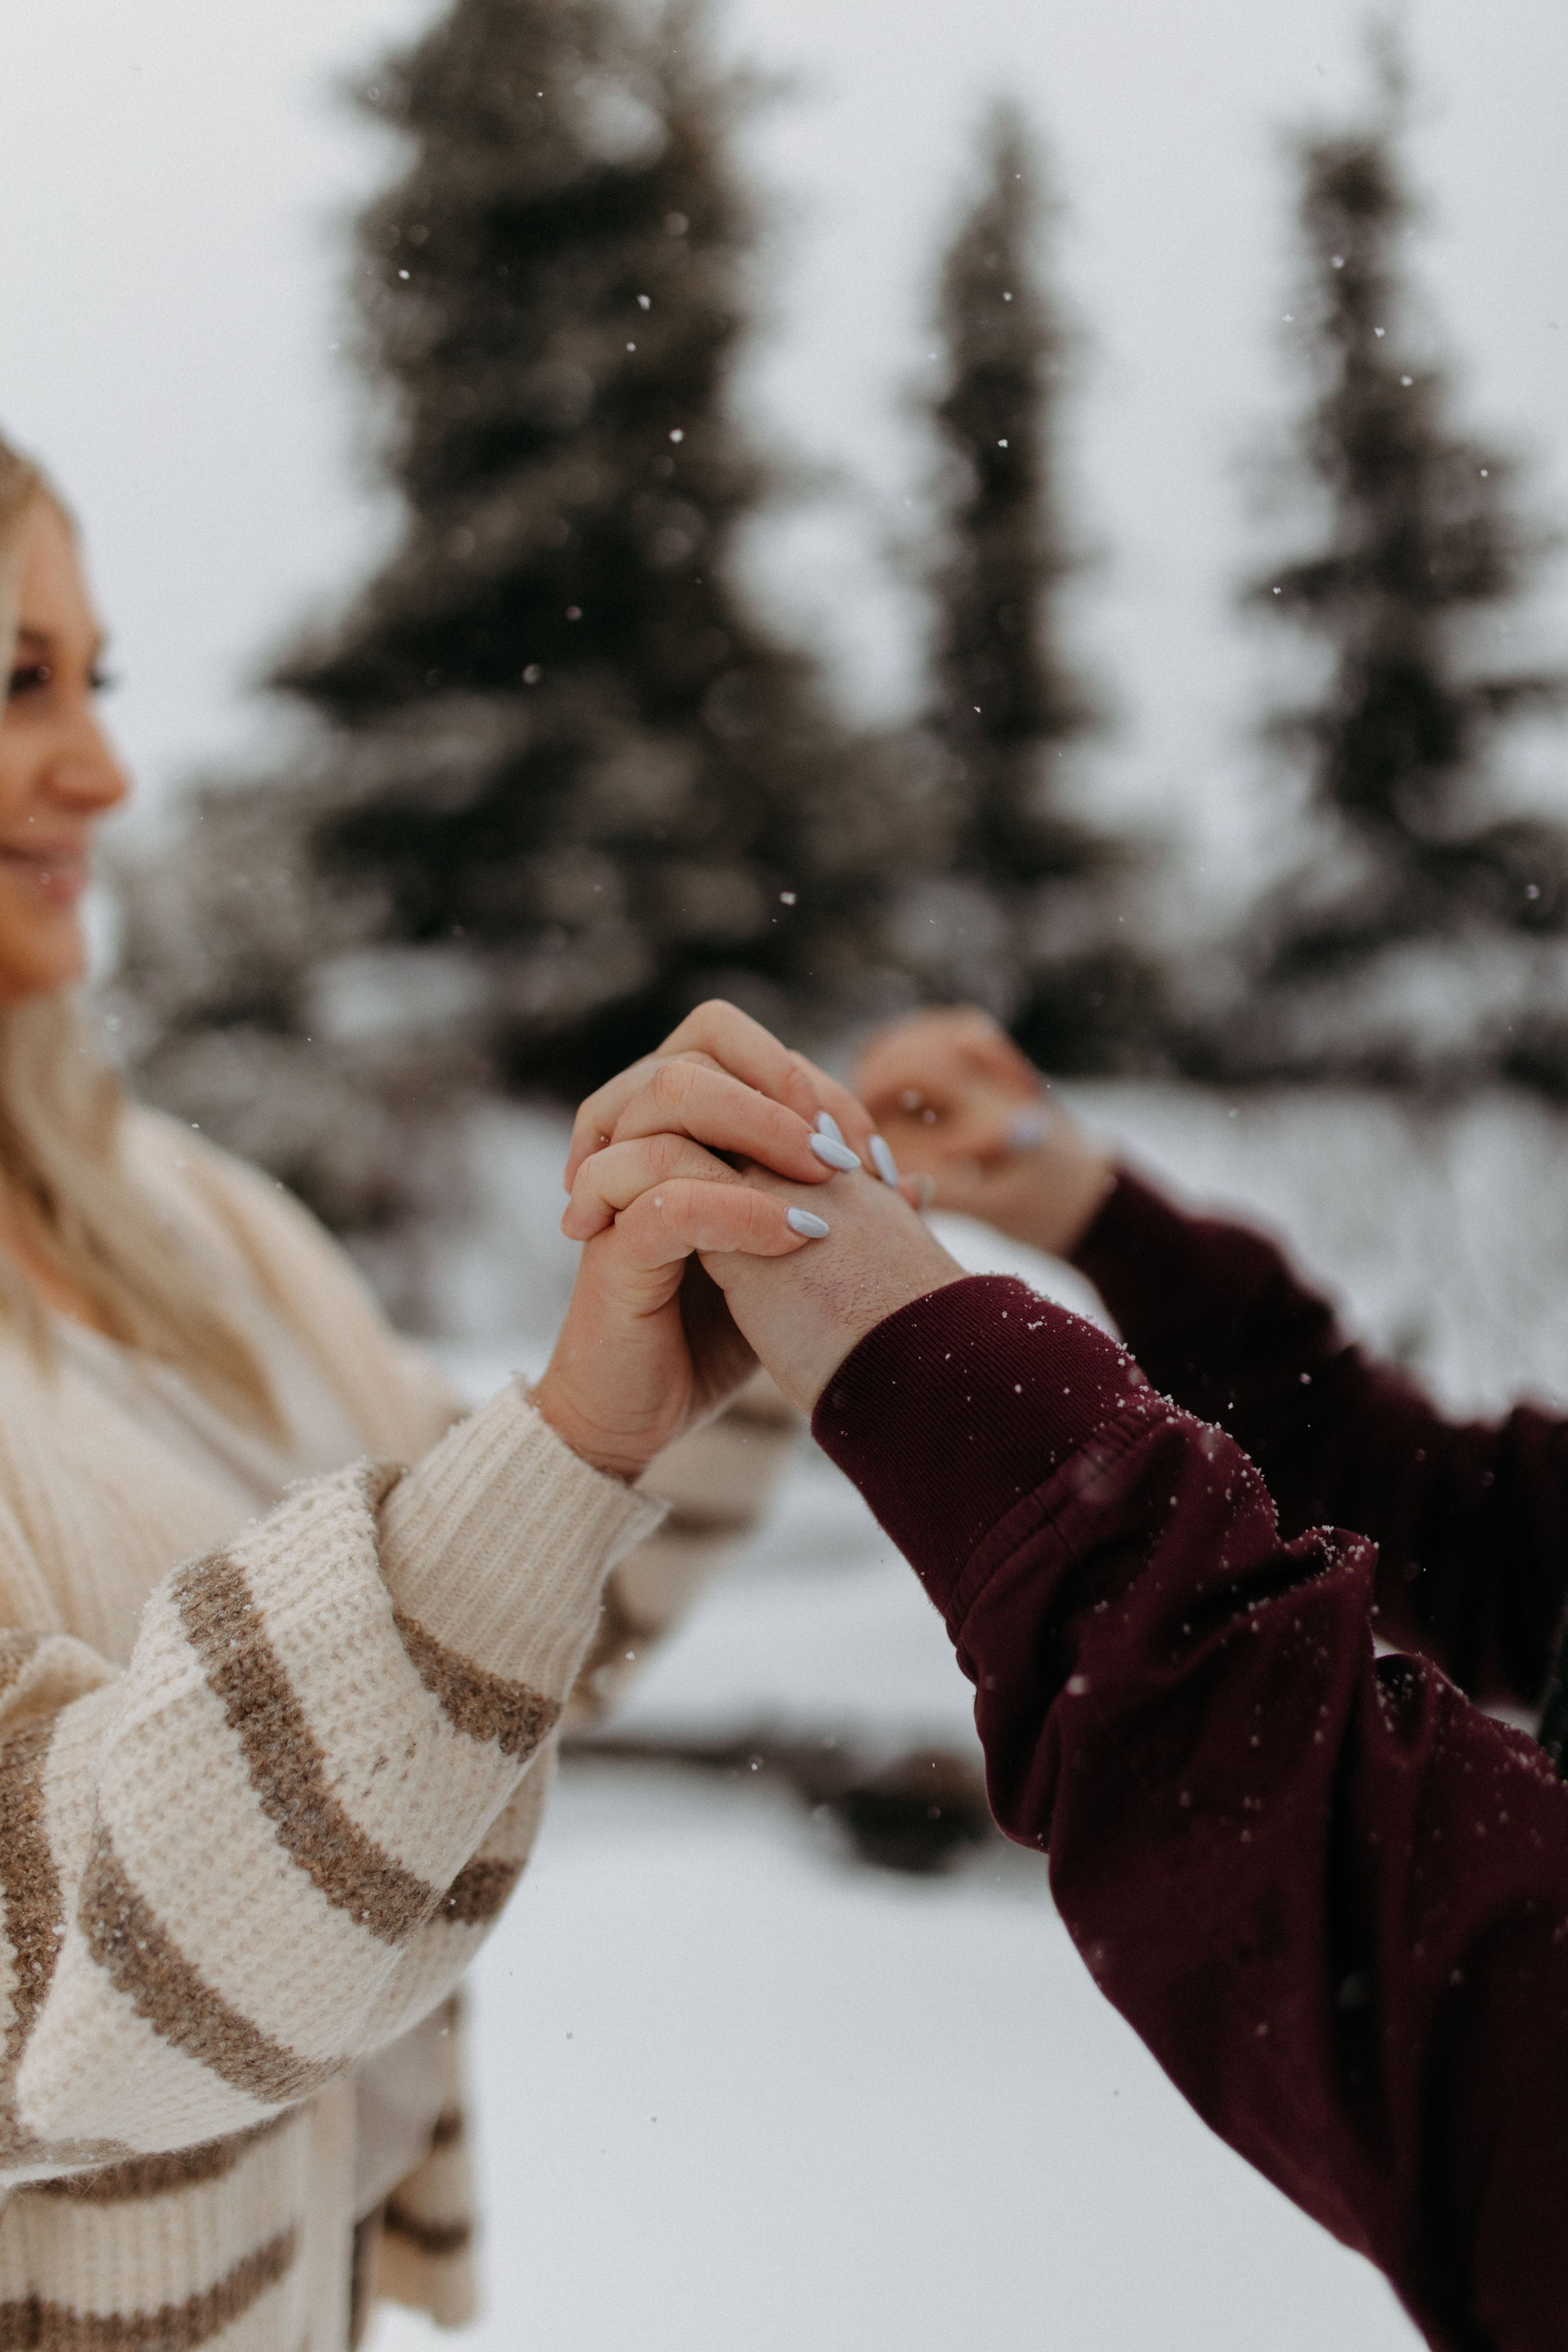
[852,1007,1115,1258]
[564,999,880,1190]
[536,1003,899,1481]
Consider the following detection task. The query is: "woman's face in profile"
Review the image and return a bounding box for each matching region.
[0,498,129,1005]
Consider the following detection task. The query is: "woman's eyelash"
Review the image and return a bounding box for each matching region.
[4,664,119,697]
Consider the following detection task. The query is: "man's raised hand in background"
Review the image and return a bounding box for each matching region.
[853,1007,1116,1259]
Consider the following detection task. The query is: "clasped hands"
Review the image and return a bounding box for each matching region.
[532,999,1116,1483]
[531,1001,962,1480]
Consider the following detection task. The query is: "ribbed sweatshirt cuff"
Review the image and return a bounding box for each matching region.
[379,1382,665,1691]
[810,1275,1143,1611]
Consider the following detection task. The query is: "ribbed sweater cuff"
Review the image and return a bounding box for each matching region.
[810,1276,1142,1611]
[379,1382,665,1689]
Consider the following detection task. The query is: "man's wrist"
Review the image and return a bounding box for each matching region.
[802,1272,969,1413]
[723,1259,968,1416]
[1008,1147,1118,1259]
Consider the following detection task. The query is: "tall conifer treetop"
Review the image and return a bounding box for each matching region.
[285,0,769,720]
[909,103,1160,1073]
[927,103,1102,884]
[275,0,905,1094]
[1250,88,1568,987]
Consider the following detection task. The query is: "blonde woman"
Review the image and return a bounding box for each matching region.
[0,439,877,2349]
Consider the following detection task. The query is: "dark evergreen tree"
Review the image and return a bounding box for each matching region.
[270,0,927,1095]
[1238,73,1568,1074]
[909,103,1161,1073]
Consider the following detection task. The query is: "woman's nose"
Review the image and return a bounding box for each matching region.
[48,713,130,812]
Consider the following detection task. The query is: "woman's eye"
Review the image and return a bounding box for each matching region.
[6,663,52,699]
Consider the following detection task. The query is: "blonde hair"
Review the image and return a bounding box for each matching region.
[0,437,277,1430]
[0,439,38,687]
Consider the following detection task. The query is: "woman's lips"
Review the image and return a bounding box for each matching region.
[0,846,90,906]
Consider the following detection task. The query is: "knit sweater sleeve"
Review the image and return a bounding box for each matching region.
[567,1370,802,1727]
[129,1113,801,1730]
[0,1383,659,2175]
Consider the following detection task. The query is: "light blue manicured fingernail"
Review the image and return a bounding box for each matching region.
[808,1133,862,1173]
[815,1110,845,1143]
[868,1134,900,1187]
[787,1207,830,1239]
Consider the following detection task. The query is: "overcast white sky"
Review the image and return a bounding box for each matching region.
[4,0,1568,903]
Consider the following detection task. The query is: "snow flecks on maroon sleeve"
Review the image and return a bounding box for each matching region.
[813,1274,1568,2352]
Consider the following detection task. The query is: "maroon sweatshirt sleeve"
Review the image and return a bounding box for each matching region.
[814,1276,1568,2352]
[1071,1170,1568,1708]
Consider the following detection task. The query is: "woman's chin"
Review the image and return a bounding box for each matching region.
[0,913,88,1006]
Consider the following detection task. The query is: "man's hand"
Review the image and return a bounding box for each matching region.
[853,1007,1115,1258]
[699,1164,965,1416]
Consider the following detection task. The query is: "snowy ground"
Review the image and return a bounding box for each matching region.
[371,1080,1568,2349]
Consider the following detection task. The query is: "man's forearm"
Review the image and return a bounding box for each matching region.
[811,1276,1568,2352]
[1073,1170,1568,1705]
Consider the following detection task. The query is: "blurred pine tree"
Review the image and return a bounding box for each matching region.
[906,104,1163,1074]
[117,0,952,1258]
[1229,58,1568,1086]
[273,0,924,1096]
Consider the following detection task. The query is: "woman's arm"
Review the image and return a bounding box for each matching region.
[0,1387,659,2175]
[134,1065,805,1737]
[3,1009,857,2174]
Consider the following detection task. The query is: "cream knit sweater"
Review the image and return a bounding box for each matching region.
[0,1108,796,2349]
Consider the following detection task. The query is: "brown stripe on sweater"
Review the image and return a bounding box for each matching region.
[0,1715,63,2089]
[33,2111,295,2201]
[348,2206,384,2351]
[0,2223,298,2348]
[437,1857,521,1926]
[715,1394,796,1434]
[0,1632,41,1702]
[661,1504,756,1541]
[172,1547,437,1944]
[391,1609,559,1760]
[574,1581,655,1703]
[80,1830,338,2107]
[383,2201,472,2259]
